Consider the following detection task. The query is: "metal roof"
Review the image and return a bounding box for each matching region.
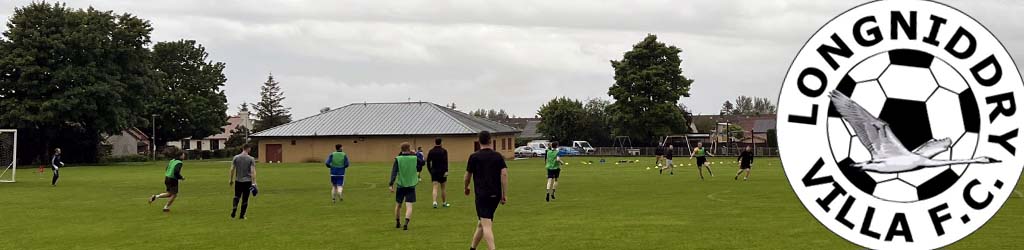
[251,102,520,137]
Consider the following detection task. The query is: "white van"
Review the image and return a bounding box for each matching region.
[572,141,596,154]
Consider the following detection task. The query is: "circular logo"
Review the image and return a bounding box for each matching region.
[776,1,1023,249]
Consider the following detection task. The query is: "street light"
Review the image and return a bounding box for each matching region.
[151,114,160,160]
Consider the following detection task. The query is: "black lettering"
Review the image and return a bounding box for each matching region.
[788,105,819,125]
[985,92,1015,122]
[836,195,856,229]
[989,129,1018,155]
[964,179,993,210]
[817,182,846,212]
[923,15,947,46]
[890,11,917,40]
[802,158,833,186]
[929,203,952,236]
[854,16,882,47]
[945,27,977,59]
[885,213,914,242]
[860,206,882,239]
[972,55,1003,87]
[817,34,853,70]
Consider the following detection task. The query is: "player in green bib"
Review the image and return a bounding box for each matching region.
[689,142,715,180]
[388,142,424,230]
[545,141,565,202]
[148,147,186,212]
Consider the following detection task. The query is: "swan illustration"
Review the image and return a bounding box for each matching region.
[829,90,1000,173]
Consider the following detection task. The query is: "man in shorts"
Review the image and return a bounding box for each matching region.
[230,144,257,219]
[465,131,508,250]
[51,148,64,186]
[427,138,450,208]
[662,145,675,175]
[690,142,715,180]
[735,146,754,181]
[388,142,424,230]
[326,144,351,203]
[545,141,564,202]
[149,147,185,212]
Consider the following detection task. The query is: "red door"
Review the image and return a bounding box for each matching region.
[265,144,282,163]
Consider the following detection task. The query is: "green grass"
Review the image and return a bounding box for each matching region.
[3,157,1022,249]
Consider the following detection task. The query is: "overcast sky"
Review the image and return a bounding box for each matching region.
[1,1,1022,119]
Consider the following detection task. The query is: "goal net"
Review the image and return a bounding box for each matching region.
[0,129,16,183]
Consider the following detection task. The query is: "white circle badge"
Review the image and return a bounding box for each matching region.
[776,1,1023,249]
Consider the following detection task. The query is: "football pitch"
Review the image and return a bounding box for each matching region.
[3,157,1022,249]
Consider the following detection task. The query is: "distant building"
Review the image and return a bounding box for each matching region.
[690,114,776,146]
[103,128,151,156]
[251,102,520,163]
[166,110,253,151]
[502,117,544,140]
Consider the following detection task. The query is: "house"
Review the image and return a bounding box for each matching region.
[103,128,151,156]
[167,110,253,151]
[502,117,544,140]
[250,102,520,163]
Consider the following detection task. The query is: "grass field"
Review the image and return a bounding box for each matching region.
[3,156,1022,249]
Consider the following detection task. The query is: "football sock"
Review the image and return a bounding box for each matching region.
[395,219,401,228]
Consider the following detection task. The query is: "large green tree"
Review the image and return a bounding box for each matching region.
[148,39,228,146]
[582,98,613,146]
[607,34,691,145]
[0,3,155,163]
[253,74,292,132]
[537,97,587,145]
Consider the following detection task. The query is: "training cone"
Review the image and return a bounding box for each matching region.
[646,167,651,170]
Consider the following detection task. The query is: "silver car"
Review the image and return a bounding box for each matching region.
[515,146,537,157]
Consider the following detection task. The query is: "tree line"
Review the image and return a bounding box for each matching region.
[0,3,240,164]
[534,35,776,147]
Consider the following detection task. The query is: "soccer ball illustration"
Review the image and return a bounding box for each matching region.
[826,49,981,202]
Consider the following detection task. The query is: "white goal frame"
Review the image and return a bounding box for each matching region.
[0,129,16,183]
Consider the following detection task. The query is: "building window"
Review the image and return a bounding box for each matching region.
[182,139,190,150]
[211,140,220,150]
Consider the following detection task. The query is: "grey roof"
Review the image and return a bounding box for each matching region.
[753,119,776,133]
[251,102,520,137]
[518,120,544,139]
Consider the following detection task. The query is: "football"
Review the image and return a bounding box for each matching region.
[826,49,982,202]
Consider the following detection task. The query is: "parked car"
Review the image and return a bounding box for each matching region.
[557,146,581,156]
[572,141,596,154]
[527,142,550,156]
[514,146,537,158]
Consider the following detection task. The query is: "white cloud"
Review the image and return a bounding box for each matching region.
[0,0,1022,119]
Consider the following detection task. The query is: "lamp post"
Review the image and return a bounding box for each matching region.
[151,114,159,160]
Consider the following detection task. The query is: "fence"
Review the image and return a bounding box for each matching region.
[590,147,779,157]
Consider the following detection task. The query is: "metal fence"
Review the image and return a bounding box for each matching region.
[590,147,779,157]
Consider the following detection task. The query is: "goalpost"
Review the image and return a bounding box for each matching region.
[0,129,16,183]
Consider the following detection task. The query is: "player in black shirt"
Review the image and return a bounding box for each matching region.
[464,131,508,250]
[735,146,754,181]
[427,138,450,208]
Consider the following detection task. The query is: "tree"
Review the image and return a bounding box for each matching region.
[225,126,250,148]
[253,74,292,132]
[607,34,691,145]
[147,39,228,146]
[678,103,694,133]
[722,96,777,115]
[582,98,613,146]
[0,3,156,163]
[240,102,250,112]
[720,101,735,115]
[537,97,586,145]
[319,107,331,114]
